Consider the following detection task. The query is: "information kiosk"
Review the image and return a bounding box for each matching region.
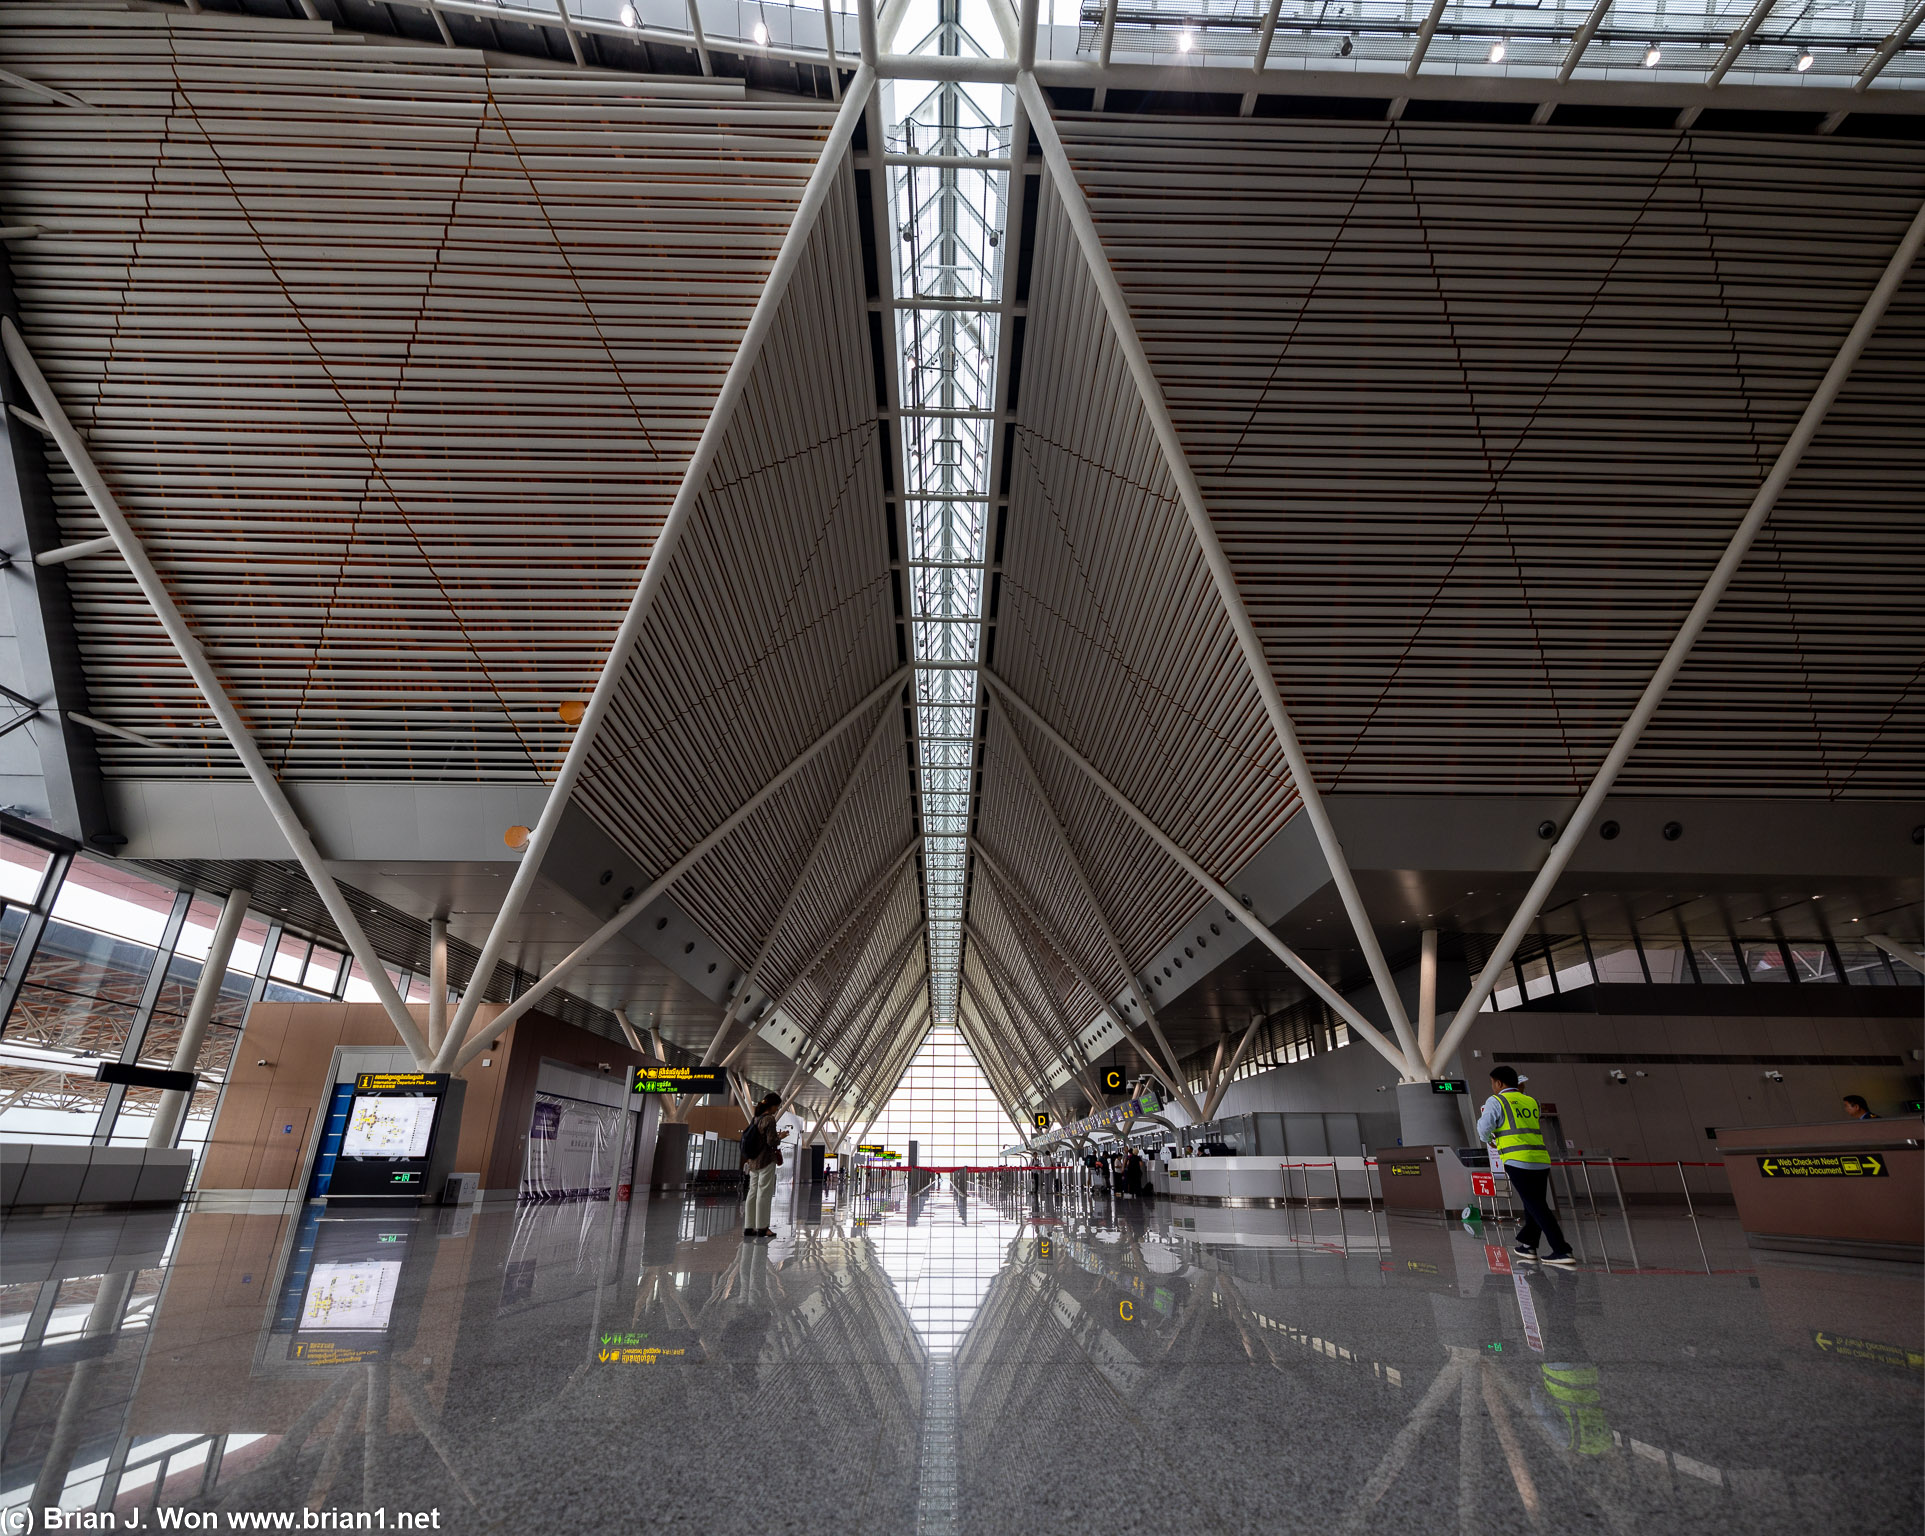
[325,1071,465,1207]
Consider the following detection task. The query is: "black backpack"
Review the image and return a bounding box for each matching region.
[741,1118,766,1163]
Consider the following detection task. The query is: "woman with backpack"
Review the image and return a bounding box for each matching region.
[741,1092,788,1239]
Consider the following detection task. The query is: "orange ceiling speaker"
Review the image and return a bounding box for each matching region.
[504,825,531,850]
[558,700,587,725]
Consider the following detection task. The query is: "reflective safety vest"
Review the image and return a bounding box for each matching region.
[1491,1090,1551,1166]
[1539,1363,1610,1455]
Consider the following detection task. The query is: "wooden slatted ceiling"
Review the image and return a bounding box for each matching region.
[1048,115,1925,798]
[982,176,1303,995]
[0,6,832,785]
[572,154,906,969]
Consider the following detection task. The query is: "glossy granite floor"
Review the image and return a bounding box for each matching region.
[3,1175,1919,1535]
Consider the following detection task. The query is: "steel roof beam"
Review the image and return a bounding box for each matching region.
[963,915,1101,1101]
[1016,72,1424,1077]
[719,844,919,1070]
[971,844,1188,1111]
[446,666,908,1070]
[1676,0,1776,128]
[1821,0,1925,131]
[1532,0,1613,122]
[981,699,1204,1115]
[2,316,434,1066]
[961,969,1063,1108]
[984,668,1412,1077]
[1239,0,1289,115]
[437,64,878,1063]
[699,708,899,1064]
[1427,194,1925,1077]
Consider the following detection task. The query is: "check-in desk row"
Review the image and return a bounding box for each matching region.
[1154,1155,1381,1205]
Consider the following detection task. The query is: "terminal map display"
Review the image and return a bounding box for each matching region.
[341,1094,437,1159]
[298,1260,403,1331]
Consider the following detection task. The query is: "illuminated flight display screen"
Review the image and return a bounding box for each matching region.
[341,1095,437,1159]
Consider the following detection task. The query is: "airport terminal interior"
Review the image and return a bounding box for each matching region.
[0,0,1921,1530]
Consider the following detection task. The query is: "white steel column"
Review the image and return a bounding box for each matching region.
[442,667,908,1069]
[146,886,250,1149]
[1427,196,1925,1076]
[1012,75,1424,1075]
[985,668,1413,1075]
[438,65,879,1061]
[1416,927,1439,1065]
[427,917,449,1051]
[1,318,433,1067]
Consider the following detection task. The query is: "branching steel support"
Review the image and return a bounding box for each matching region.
[717,846,918,1070]
[981,703,1203,1111]
[972,848,1188,1110]
[1013,74,1422,1074]
[444,667,907,1070]
[1427,195,1925,1076]
[439,64,878,1063]
[984,668,1412,1076]
[1,317,433,1066]
[699,710,898,1064]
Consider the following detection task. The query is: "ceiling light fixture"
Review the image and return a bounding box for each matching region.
[752,18,769,44]
[619,3,637,24]
[1489,40,1506,62]
[1796,46,1814,70]
[1643,43,1661,66]
[1177,28,1194,52]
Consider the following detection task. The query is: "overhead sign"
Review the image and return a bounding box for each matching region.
[1033,1112,1050,1129]
[631,1065,726,1095]
[1102,1068,1127,1093]
[1758,1153,1886,1177]
[1047,1089,1163,1141]
[354,1072,449,1093]
[95,1062,197,1093]
[1431,1079,1468,1096]
[857,1144,885,1155]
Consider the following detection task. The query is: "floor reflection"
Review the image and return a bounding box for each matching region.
[1,1178,1918,1533]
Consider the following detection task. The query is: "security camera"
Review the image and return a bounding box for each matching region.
[1609,1069,1628,1084]
[1764,1070,1784,1083]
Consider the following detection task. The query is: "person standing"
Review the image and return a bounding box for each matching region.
[1842,1094,1879,1120]
[741,1092,788,1239]
[1477,1066,1575,1266]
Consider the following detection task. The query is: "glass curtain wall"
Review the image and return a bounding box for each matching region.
[865,1025,1021,1165]
[0,828,444,1159]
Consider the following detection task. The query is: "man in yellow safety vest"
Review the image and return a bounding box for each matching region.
[1477,1065,1575,1265]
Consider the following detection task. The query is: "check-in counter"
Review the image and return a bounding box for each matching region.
[1717,1117,1922,1262]
[1374,1146,1490,1213]
[1165,1155,1379,1205]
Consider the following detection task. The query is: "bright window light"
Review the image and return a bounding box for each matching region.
[1643,43,1661,66]
[1177,28,1194,51]
[1488,40,1506,62]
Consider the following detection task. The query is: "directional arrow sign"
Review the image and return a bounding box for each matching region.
[1757,1154,1888,1177]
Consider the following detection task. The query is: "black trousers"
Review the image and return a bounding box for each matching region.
[1504,1164,1570,1256]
